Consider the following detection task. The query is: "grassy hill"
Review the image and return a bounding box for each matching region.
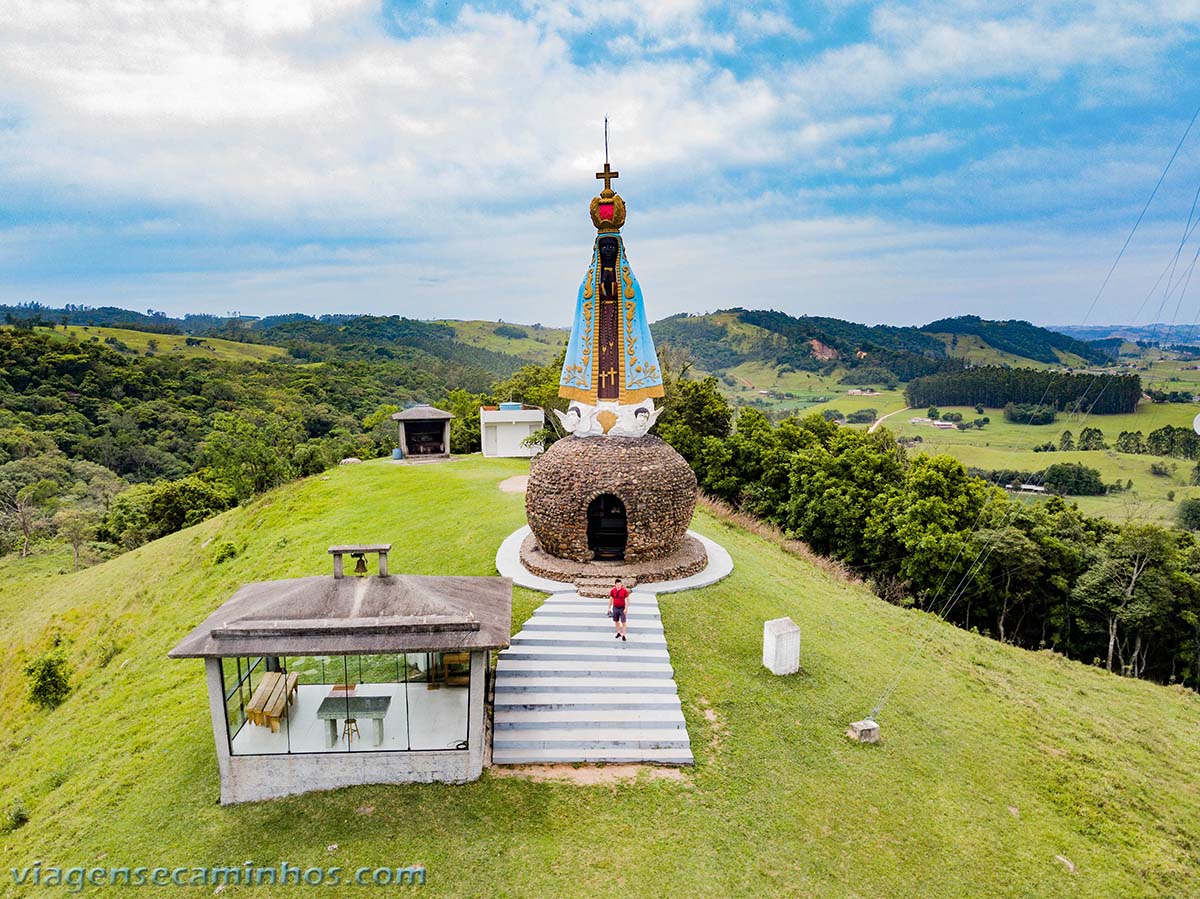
[46,325,287,363]
[436,320,569,365]
[2,457,1199,898]
[928,332,1091,369]
[924,315,1110,366]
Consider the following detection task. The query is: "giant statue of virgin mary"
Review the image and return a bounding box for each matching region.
[556,163,665,438]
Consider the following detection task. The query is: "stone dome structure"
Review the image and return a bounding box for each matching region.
[525,435,699,564]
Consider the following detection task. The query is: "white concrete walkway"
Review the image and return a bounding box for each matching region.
[492,590,693,765]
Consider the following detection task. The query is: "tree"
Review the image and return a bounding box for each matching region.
[1059,430,1074,451]
[969,527,1044,643]
[1,479,57,557]
[784,420,906,566]
[200,413,292,502]
[658,375,733,463]
[1179,499,1200,531]
[1072,524,1181,674]
[1078,427,1107,451]
[864,454,994,602]
[363,403,401,456]
[444,390,486,454]
[1043,462,1105,496]
[1115,431,1145,454]
[53,508,96,570]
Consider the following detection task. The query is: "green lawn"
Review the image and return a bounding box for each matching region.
[42,325,289,362]
[2,457,1199,897]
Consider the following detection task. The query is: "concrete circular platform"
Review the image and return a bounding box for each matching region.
[496,525,733,595]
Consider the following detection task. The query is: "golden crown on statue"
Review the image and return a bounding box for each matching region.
[590,162,627,230]
[590,188,627,231]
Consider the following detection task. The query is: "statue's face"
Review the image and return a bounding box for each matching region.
[598,238,618,266]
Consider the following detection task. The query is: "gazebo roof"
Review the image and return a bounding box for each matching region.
[391,404,454,421]
[169,574,511,658]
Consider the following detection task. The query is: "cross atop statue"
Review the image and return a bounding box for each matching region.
[595,162,619,191]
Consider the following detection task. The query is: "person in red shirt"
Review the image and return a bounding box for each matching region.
[608,577,630,641]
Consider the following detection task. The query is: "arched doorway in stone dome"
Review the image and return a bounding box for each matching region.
[587,494,627,561]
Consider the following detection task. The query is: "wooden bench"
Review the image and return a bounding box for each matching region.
[246,671,299,733]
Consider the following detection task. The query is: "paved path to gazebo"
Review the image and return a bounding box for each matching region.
[491,590,693,765]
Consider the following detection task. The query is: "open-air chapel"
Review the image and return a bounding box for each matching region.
[169,546,511,803]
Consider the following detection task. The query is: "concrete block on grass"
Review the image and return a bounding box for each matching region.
[763,617,801,675]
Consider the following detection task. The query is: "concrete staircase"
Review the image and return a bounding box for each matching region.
[492,591,693,765]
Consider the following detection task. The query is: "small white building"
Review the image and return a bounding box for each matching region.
[481,403,544,458]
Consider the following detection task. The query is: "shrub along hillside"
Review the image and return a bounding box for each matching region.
[2,458,1199,898]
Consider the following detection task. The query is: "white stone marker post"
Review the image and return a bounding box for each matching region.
[762,617,801,675]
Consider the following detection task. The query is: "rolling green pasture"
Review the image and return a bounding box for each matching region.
[439,319,569,364]
[902,443,1196,525]
[887,402,1200,452]
[928,333,1090,368]
[1,457,1199,897]
[704,361,909,419]
[45,325,288,362]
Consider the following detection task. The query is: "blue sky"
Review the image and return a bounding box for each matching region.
[2,0,1200,328]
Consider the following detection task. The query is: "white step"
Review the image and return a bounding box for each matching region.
[493,692,682,711]
[493,660,675,678]
[512,631,668,648]
[524,617,663,631]
[493,676,680,693]
[499,644,670,663]
[491,746,693,765]
[537,600,662,614]
[540,594,658,606]
[492,726,691,750]
[495,709,687,729]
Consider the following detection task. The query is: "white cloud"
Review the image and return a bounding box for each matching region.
[1,0,1198,326]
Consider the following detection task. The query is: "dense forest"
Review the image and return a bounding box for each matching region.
[906,366,1142,414]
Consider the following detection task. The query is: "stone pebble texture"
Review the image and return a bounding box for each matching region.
[525,435,699,563]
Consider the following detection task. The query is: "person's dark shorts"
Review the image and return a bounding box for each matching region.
[611,606,627,623]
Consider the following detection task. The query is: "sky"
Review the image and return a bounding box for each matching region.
[3,1,1200,329]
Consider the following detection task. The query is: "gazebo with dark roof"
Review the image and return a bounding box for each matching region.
[169,547,511,804]
[391,404,453,459]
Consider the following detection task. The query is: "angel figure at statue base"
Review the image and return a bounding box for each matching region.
[554,399,662,439]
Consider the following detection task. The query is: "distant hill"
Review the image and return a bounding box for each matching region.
[924,315,1113,366]
[1053,323,1200,346]
[651,308,1113,379]
[6,301,1118,380]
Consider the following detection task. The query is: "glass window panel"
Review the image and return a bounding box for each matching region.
[229,656,288,756]
[407,652,469,751]
[349,655,407,753]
